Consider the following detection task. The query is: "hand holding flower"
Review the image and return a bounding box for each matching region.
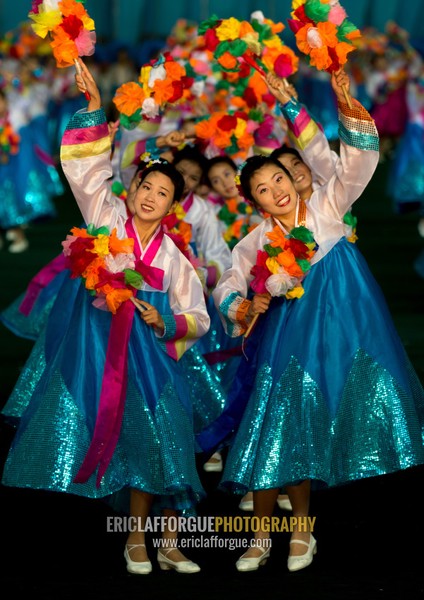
[133,298,165,335]
[75,58,101,111]
[265,72,294,105]
[331,68,351,105]
[248,292,271,317]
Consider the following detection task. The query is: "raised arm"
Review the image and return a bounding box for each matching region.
[266,72,338,184]
[60,59,127,234]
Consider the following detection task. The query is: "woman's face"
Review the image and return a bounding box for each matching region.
[132,171,176,223]
[174,159,203,196]
[277,154,313,199]
[208,162,238,199]
[250,164,297,220]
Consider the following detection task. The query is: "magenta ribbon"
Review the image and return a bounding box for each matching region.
[19,253,67,316]
[74,220,164,487]
[134,258,164,289]
[181,190,194,213]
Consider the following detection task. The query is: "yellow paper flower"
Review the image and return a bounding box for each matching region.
[291,0,306,17]
[173,204,187,221]
[266,256,281,275]
[241,33,262,55]
[92,234,111,258]
[139,65,153,96]
[263,36,285,50]
[234,117,247,139]
[286,286,305,299]
[216,17,242,41]
[29,8,63,38]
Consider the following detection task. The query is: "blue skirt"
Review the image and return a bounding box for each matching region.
[387,122,424,213]
[0,115,62,229]
[1,269,228,445]
[220,238,424,493]
[1,278,205,512]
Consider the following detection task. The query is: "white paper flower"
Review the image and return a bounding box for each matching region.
[251,10,265,23]
[104,252,135,273]
[148,63,167,87]
[265,270,297,297]
[306,27,323,49]
[141,97,160,118]
[191,80,205,97]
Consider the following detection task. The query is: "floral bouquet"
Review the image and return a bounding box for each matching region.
[198,11,298,80]
[113,51,194,127]
[287,0,361,107]
[251,224,318,299]
[62,224,143,314]
[194,109,261,160]
[28,0,96,100]
[245,223,318,337]
[0,117,20,164]
[28,0,95,67]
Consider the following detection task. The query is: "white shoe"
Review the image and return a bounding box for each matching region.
[157,548,201,573]
[236,543,271,572]
[203,452,223,472]
[277,496,292,511]
[8,238,29,253]
[287,534,317,572]
[124,544,152,575]
[238,491,254,511]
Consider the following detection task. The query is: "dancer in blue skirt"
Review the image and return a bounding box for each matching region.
[2,59,210,575]
[213,69,424,573]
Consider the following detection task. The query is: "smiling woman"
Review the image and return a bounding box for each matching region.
[212,67,424,574]
[1,58,212,576]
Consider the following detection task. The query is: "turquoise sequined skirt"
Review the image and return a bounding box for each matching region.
[0,115,62,229]
[220,238,424,493]
[1,279,206,511]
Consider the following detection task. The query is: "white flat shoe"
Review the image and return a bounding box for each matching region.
[157,548,201,573]
[277,496,292,511]
[238,492,254,511]
[236,544,271,572]
[124,544,152,574]
[287,534,317,572]
[8,238,29,253]
[203,452,223,472]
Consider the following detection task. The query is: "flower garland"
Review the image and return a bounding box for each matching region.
[62,223,141,314]
[198,12,298,80]
[0,116,20,164]
[287,0,360,74]
[113,52,193,126]
[28,0,96,69]
[217,197,257,249]
[161,203,194,261]
[194,109,260,160]
[250,223,318,299]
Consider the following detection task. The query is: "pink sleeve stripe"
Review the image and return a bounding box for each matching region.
[62,123,109,146]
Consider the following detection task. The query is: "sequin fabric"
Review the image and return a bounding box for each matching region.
[217,238,424,493]
[221,351,424,494]
[66,108,106,130]
[2,368,205,511]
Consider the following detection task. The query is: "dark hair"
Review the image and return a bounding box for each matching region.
[240,155,293,205]
[270,145,303,163]
[138,161,185,203]
[205,155,237,187]
[172,144,209,176]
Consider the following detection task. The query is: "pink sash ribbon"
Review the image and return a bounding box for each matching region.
[74,220,164,487]
[19,253,67,316]
[181,191,194,213]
